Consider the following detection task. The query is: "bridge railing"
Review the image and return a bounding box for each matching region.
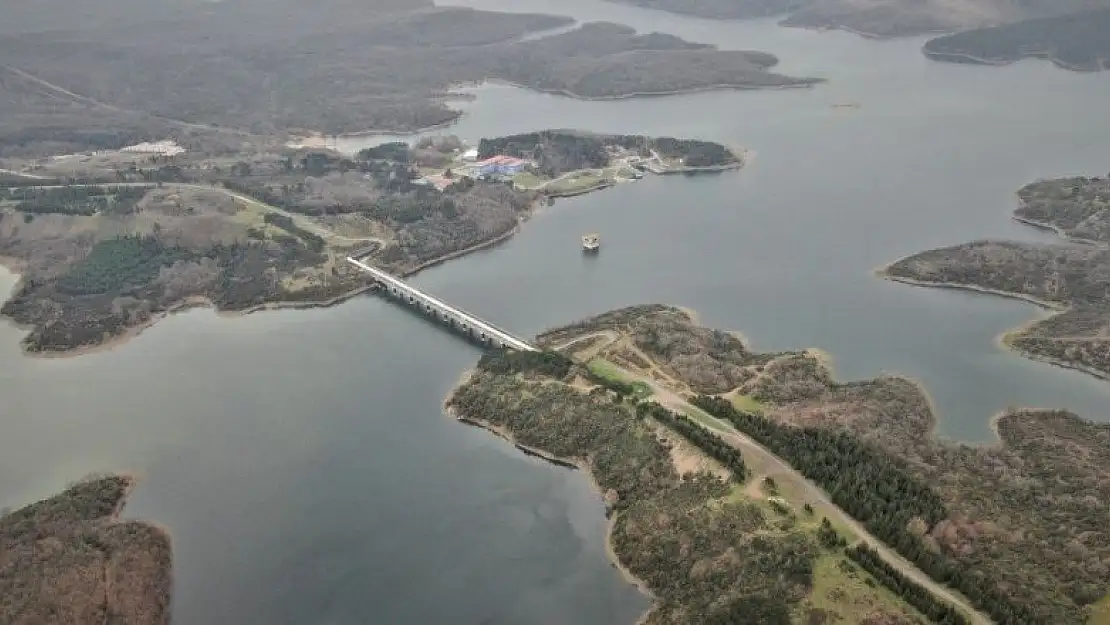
[346,257,536,351]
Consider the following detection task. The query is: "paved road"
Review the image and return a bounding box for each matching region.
[554,332,992,625]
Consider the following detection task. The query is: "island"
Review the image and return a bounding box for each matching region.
[883,173,1110,379]
[0,475,172,625]
[922,9,1110,72]
[0,131,744,355]
[448,305,1110,624]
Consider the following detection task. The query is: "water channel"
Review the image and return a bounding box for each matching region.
[3,1,1110,623]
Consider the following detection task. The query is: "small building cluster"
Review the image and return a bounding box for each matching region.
[475,155,530,177]
[413,173,455,191]
[119,140,186,157]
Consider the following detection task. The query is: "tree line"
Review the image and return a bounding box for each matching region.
[4,185,148,216]
[691,395,1050,625]
[55,235,192,296]
[846,544,969,625]
[262,213,325,253]
[637,402,747,481]
[477,349,575,378]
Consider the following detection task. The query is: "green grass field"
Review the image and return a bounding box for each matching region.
[511,171,545,190]
[802,552,927,623]
[729,393,766,414]
[587,358,652,398]
[1089,594,1110,625]
[721,483,923,623]
[546,170,608,194]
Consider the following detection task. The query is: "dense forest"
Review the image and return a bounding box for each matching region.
[1,232,340,353]
[479,131,611,175]
[1,475,172,625]
[923,9,1110,71]
[478,131,740,175]
[54,235,193,296]
[0,1,812,154]
[2,185,148,215]
[477,348,575,378]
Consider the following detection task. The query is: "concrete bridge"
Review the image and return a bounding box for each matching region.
[346,257,537,352]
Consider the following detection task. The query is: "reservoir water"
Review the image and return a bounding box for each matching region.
[4,1,1110,623]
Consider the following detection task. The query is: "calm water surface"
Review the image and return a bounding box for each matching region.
[4,2,1110,623]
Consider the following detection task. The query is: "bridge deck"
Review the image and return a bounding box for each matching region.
[346,258,536,352]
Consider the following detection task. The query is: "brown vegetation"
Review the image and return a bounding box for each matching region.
[0,0,815,156]
[0,475,172,625]
[448,348,926,625]
[883,174,1110,379]
[0,179,376,353]
[885,241,1110,378]
[1015,175,1110,242]
[548,305,1110,624]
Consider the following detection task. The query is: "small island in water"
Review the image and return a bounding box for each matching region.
[0,130,742,356]
[447,305,1110,625]
[0,475,172,625]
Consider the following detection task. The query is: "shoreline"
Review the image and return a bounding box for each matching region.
[2,131,745,358]
[287,75,818,148]
[878,270,1066,311]
[475,77,819,103]
[1010,214,1107,247]
[779,16,952,41]
[878,264,1110,384]
[285,118,462,148]
[0,197,538,359]
[442,376,656,620]
[921,47,1102,73]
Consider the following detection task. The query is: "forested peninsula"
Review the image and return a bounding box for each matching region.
[923,9,1110,72]
[884,173,1110,379]
[0,475,172,625]
[449,305,1110,625]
